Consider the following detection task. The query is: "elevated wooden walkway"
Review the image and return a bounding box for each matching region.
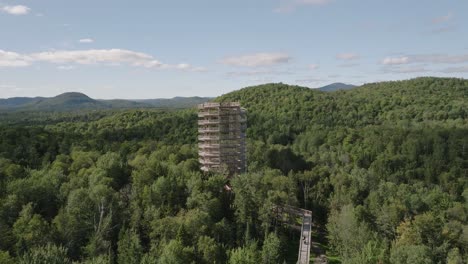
[298,210,312,264]
[272,205,313,264]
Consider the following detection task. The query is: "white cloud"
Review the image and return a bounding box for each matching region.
[275,0,331,13]
[396,67,428,73]
[175,63,190,70]
[427,13,456,35]
[158,63,207,72]
[412,54,468,64]
[309,64,319,70]
[427,26,457,34]
[336,53,360,60]
[0,48,204,71]
[0,84,16,89]
[381,56,410,65]
[338,63,359,68]
[191,67,208,72]
[222,52,291,67]
[295,78,325,84]
[382,66,430,73]
[381,53,468,74]
[57,65,75,70]
[442,66,468,73]
[382,54,468,65]
[137,60,163,68]
[300,0,330,3]
[0,50,31,67]
[251,77,274,83]
[79,38,94,43]
[1,5,31,15]
[31,49,156,66]
[432,12,453,24]
[227,69,293,77]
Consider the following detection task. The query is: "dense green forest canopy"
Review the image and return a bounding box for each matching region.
[0,77,467,263]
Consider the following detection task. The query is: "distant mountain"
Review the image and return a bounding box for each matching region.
[99,99,150,109]
[318,82,356,92]
[0,92,108,112]
[0,97,45,108]
[134,96,212,108]
[28,92,105,110]
[0,92,211,112]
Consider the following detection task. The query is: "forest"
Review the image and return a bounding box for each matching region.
[0,77,467,264]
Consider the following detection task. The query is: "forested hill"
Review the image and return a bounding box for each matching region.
[0,92,147,111]
[217,77,467,142]
[0,77,466,263]
[0,92,211,112]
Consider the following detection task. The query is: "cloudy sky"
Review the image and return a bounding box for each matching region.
[1,0,467,99]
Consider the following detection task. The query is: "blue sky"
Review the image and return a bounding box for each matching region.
[1,0,467,99]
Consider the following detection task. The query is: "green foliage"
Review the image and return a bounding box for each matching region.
[261,233,282,264]
[231,170,297,242]
[117,228,142,264]
[158,239,193,264]
[19,243,71,264]
[80,255,111,264]
[0,77,466,263]
[390,244,432,264]
[327,205,383,262]
[229,242,260,264]
[446,248,464,264]
[0,251,15,264]
[197,235,224,263]
[13,203,50,254]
